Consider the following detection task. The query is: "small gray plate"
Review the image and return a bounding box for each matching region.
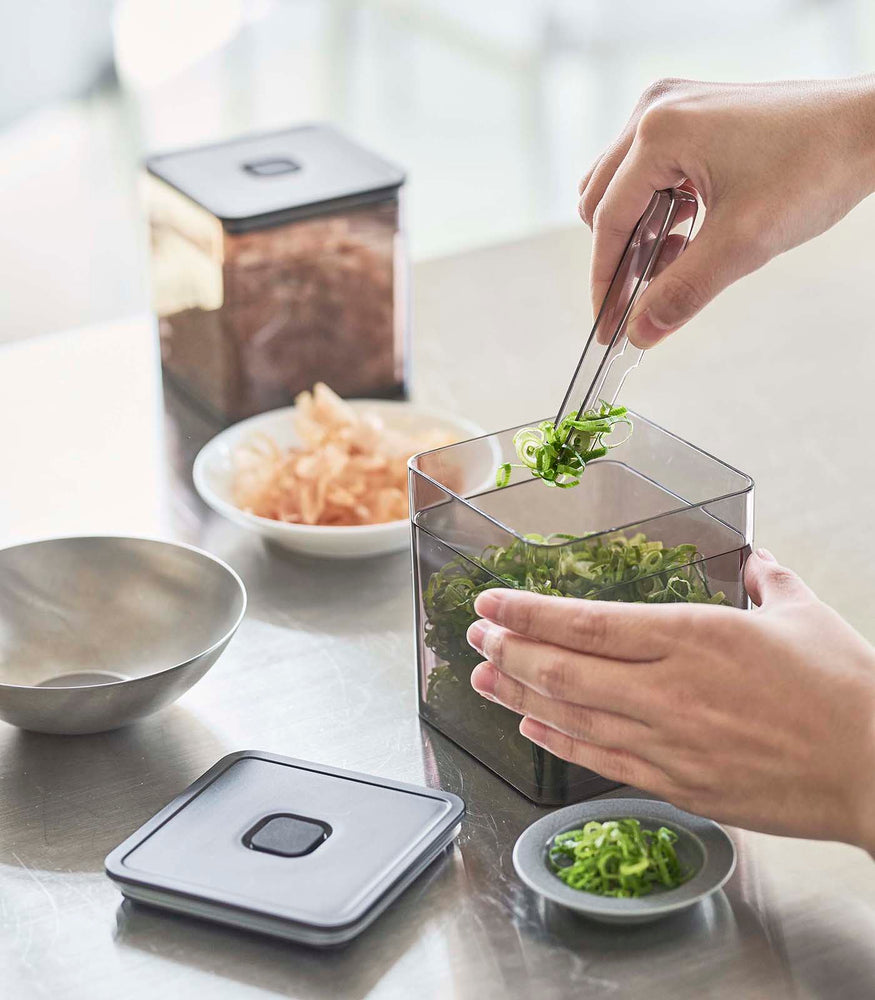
[512,798,736,925]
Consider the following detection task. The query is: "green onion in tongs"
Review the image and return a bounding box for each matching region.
[496,402,632,488]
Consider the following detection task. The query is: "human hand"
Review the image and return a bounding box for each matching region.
[467,550,875,854]
[579,76,875,347]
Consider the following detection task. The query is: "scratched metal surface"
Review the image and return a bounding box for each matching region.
[3,210,875,997]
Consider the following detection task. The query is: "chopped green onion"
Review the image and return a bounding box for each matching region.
[495,462,512,488]
[497,402,632,489]
[549,818,690,897]
[422,531,728,683]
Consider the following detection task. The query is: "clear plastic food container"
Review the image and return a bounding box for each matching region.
[409,188,753,805]
[409,419,753,804]
[145,124,407,422]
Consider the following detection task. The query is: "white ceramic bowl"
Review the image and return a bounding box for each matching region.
[193,400,484,559]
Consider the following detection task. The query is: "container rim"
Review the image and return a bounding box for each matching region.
[407,408,754,548]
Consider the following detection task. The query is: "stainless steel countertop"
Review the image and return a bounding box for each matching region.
[2,210,875,999]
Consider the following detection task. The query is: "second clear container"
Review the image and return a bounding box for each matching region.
[409,412,754,805]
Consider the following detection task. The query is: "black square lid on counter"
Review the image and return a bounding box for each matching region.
[104,751,464,947]
[145,123,406,232]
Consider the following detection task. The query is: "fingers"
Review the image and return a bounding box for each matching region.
[578,153,602,198]
[589,140,687,321]
[578,130,635,226]
[578,81,677,225]
[471,660,654,751]
[472,588,678,661]
[519,717,674,793]
[744,548,816,608]
[623,212,763,347]
[466,621,661,720]
[590,206,698,347]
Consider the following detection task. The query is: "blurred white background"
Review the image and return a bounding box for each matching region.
[1,0,873,343]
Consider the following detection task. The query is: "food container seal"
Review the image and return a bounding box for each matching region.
[105,751,464,947]
[146,124,405,232]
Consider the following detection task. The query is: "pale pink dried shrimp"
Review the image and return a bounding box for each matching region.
[232,383,453,526]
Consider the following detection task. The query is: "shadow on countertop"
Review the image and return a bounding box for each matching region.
[0,707,225,872]
[113,842,458,1000]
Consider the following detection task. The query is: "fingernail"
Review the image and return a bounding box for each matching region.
[467,619,490,654]
[627,309,673,349]
[471,662,497,698]
[756,547,776,562]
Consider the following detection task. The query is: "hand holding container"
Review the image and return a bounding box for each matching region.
[409,189,753,805]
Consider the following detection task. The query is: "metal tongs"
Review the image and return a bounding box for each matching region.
[555,188,698,431]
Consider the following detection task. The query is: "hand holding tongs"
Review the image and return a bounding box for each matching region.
[555,188,699,429]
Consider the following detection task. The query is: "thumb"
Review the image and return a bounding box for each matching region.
[744,549,815,609]
[625,213,758,348]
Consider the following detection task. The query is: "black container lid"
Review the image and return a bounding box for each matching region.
[105,751,464,947]
[146,124,406,232]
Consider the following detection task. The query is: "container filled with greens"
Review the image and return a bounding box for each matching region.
[409,414,753,805]
[408,189,754,805]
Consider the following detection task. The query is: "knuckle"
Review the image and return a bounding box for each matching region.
[485,625,507,664]
[591,201,609,233]
[567,605,610,652]
[640,76,684,106]
[767,567,816,607]
[767,566,800,592]
[496,674,525,713]
[580,190,599,226]
[592,200,631,239]
[535,651,571,698]
[636,103,677,144]
[593,748,636,786]
[507,597,536,637]
[655,672,701,715]
[541,727,576,762]
[658,268,710,320]
[566,703,596,740]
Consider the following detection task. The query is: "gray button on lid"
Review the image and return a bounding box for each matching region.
[244,814,330,858]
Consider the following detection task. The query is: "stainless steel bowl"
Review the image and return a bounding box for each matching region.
[0,536,246,734]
